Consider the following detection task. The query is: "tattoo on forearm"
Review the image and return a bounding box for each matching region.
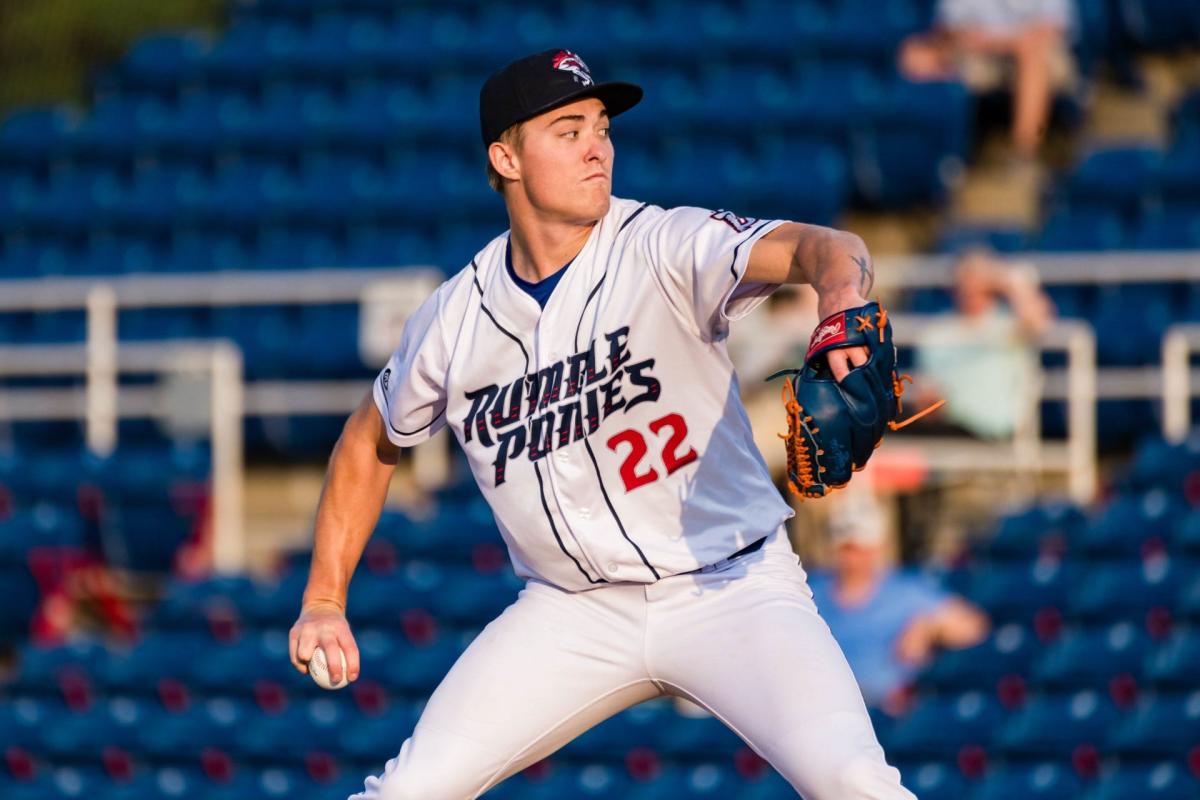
[851,255,873,294]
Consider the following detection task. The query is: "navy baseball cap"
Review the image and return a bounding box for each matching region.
[479,49,643,147]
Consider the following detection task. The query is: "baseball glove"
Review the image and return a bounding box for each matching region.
[767,301,943,500]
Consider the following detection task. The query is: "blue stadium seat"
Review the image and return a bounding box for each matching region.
[336,702,421,761]
[231,699,348,761]
[886,691,1005,760]
[1146,627,1200,689]
[895,761,970,800]
[936,225,1029,254]
[1032,621,1150,690]
[0,106,77,164]
[1118,0,1200,51]
[118,32,211,94]
[626,764,741,799]
[994,690,1122,758]
[1087,763,1200,800]
[95,633,208,690]
[1067,558,1185,623]
[9,638,107,692]
[130,94,226,158]
[982,500,1084,560]
[68,97,142,162]
[434,568,523,625]
[373,636,462,693]
[0,239,77,278]
[135,699,250,760]
[652,712,743,759]
[191,160,298,233]
[1108,691,1200,759]
[1181,510,1200,557]
[0,696,61,752]
[39,698,155,758]
[167,231,251,272]
[253,228,341,269]
[1036,208,1126,251]
[1092,283,1174,366]
[973,763,1083,800]
[1131,206,1200,249]
[918,623,1039,691]
[1126,435,1200,495]
[966,558,1074,625]
[1062,146,1163,217]
[1078,489,1180,560]
[342,226,435,267]
[563,700,669,759]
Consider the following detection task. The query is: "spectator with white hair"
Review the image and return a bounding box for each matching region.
[808,499,990,715]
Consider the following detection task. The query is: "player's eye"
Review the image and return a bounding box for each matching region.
[561,130,579,139]
[598,127,610,137]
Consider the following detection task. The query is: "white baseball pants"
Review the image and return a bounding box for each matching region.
[349,531,915,799]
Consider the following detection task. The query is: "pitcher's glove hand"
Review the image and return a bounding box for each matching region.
[768,301,942,499]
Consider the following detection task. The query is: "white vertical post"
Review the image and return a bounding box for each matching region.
[210,342,245,574]
[1162,327,1193,444]
[85,285,118,457]
[1065,322,1097,504]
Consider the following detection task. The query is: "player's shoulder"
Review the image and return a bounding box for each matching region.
[610,197,765,239]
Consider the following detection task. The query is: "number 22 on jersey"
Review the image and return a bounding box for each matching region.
[605,412,697,492]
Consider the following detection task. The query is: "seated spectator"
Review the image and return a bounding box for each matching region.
[911,247,1055,440]
[808,500,989,714]
[899,0,1077,159]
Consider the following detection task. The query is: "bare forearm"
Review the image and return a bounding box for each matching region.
[746,223,873,315]
[792,228,874,317]
[302,400,399,611]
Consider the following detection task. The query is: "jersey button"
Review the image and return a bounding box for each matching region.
[606,563,619,574]
[579,507,590,518]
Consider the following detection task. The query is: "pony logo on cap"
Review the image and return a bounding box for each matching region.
[552,51,593,86]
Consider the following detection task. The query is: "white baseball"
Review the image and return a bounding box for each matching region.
[308,645,349,690]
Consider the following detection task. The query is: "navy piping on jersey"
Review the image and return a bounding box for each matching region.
[469,259,605,585]
[379,384,445,437]
[572,202,661,582]
[728,219,773,281]
[574,202,648,350]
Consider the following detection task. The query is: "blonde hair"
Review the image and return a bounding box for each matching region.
[486,122,526,193]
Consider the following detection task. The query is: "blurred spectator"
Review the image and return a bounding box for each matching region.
[911,247,1055,439]
[809,499,989,714]
[899,0,1077,159]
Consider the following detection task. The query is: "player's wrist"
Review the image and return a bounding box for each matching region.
[816,289,869,320]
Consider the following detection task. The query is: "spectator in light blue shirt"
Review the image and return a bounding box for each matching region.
[809,501,989,715]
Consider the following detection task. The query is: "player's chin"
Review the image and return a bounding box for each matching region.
[578,186,611,219]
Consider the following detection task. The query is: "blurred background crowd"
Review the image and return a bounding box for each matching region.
[0,0,1198,798]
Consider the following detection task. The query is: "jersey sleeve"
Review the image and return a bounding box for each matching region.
[372,285,449,447]
[639,206,786,339]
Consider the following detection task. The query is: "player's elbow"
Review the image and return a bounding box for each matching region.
[338,393,401,467]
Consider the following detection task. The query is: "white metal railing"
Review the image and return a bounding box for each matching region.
[0,268,447,573]
[889,314,1097,503]
[874,250,1200,288]
[1163,323,1200,443]
[0,337,245,573]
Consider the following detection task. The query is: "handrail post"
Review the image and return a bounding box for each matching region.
[210,342,245,574]
[85,285,118,457]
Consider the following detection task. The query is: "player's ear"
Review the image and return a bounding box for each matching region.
[488,141,521,183]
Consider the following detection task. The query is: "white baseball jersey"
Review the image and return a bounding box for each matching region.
[373,197,795,591]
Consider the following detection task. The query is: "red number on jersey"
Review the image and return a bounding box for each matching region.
[605,429,659,491]
[605,413,696,492]
[649,413,698,475]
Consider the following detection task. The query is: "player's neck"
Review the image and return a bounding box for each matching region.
[506,208,596,283]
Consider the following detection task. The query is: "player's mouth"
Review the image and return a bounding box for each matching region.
[583,172,609,182]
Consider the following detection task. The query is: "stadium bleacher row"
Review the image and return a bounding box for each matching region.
[2,429,1200,797]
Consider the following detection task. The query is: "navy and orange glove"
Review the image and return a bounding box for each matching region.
[768,301,943,499]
